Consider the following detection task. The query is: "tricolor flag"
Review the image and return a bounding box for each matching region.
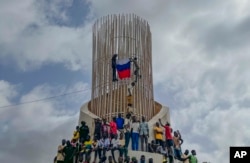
[116,58,131,79]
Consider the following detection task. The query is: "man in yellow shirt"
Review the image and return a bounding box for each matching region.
[71,126,80,142]
[154,122,163,147]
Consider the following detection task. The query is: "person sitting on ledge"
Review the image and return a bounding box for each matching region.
[110,134,119,162]
[148,140,158,153]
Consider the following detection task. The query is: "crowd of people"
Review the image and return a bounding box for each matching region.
[54,111,198,163]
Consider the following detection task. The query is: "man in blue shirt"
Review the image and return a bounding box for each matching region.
[116,113,125,132]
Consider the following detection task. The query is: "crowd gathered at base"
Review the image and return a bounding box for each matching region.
[54,111,198,163]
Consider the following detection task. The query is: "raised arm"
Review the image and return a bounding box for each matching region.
[158,119,165,127]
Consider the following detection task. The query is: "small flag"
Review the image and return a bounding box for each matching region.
[116,58,131,79]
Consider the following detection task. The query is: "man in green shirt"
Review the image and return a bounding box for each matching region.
[189,150,198,163]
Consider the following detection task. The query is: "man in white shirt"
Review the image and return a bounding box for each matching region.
[139,116,149,151]
[111,134,119,162]
[124,113,132,148]
[131,116,140,151]
[98,134,110,158]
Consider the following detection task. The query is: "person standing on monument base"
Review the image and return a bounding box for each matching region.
[63,140,75,163]
[101,118,110,138]
[154,122,164,147]
[131,116,140,151]
[173,131,182,160]
[71,126,80,142]
[56,139,66,163]
[79,121,89,143]
[139,116,149,151]
[116,113,125,133]
[109,117,118,139]
[182,149,190,163]
[189,150,198,163]
[94,118,102,140]
[124,113,132,148]
[159,119,175,157]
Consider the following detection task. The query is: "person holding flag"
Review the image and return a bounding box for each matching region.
[111,54,118,82]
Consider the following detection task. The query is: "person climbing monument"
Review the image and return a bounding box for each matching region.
[112,54,118,82]
[130,57,141,83]
[127,82,135,107]
[128,82,136,96]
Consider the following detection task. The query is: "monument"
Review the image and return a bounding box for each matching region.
[80,13,170,128]
[90,14,156,121]
[78,14,171,161]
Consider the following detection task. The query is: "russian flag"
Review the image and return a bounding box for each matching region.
[116,58,131,79]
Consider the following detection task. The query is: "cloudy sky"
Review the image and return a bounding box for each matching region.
[1,0,250,162]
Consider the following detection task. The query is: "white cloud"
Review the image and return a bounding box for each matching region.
[0,0,93,72]
[0,80,18,105]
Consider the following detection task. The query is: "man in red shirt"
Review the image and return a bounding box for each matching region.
[159,119,175,158]
[109,117,118,139]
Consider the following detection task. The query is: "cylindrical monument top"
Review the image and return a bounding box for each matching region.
[90,14,155,121]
